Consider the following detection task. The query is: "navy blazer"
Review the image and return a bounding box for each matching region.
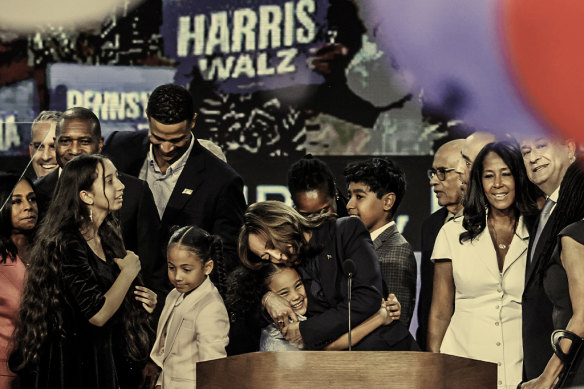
[102,130,247,271]
[416,207,448,350]
[522,210,556,380]
[34,169,169,303]
[298,217,414,350]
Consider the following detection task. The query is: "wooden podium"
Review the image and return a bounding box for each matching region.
[197,351,496,388]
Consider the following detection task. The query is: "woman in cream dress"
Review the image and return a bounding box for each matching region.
[428,141,539,389]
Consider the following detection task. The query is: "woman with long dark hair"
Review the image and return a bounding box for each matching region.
[9,154,156,389]
[428,141,539,388]
[0,174,38,388]
[521,159,584,388]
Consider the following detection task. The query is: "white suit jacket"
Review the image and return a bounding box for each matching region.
[432,216,529,388]
[150,277,229,389]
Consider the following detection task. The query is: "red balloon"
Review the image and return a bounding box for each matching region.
[501,0,584,142]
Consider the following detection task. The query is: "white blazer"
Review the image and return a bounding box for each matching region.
[432,216,529,389]
[150,277,229,389]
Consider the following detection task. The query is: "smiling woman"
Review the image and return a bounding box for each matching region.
[428,141,540,388]
[0,174,38,388]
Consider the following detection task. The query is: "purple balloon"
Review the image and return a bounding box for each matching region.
[364,0,549,138]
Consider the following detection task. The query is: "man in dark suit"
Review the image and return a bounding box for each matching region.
[519,135,576,382]
[416,139,464,350]
[344,158,417,326]
[102,84,246,271]
[35,107,168,306]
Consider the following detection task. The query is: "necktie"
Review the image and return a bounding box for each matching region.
[530,198,555,262]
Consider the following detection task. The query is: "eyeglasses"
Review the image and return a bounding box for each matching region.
[427,168,456,181]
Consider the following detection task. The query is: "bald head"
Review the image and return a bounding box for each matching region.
[455,131,496,192]
[430,139,464,213]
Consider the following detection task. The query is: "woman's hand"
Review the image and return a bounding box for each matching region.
[114,250,141,279]
[283,321,304,349]
[134,286,157,314]
[383,293,401,323]
[263,291,298,331]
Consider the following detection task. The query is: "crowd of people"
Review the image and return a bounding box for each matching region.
[0,83,582,389]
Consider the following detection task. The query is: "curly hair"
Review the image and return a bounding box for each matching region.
[460,141,540,243]
[343,157,407,216]
[536,157,584,278]
[287,154,347,216]
[167,225,227,298]
[10,154,152,371]
[0,174,37,263]
[146,84,194,125]
[224,262,291,315]
[238,201,335,270]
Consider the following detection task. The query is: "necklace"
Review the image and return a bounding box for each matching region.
[488,216,516,250]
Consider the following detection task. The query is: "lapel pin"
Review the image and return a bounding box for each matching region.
[327,254,332,260]
[182,188,193,195]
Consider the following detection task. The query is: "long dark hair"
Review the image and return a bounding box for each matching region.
[460,141,539,243]
[238,200,335,270]
[0,174,37,263]
[167,225,227,297]
[537,158,584,277]
[10,154,151,370]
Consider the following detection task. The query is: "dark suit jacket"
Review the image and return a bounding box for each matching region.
[522,210,556,380]
[299,217,416,351]
[373,223,417,327]
[416,207,448,350]
[102,130,247,271]
[34,169,169,302]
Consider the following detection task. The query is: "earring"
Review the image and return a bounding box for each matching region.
[89,207,93,222]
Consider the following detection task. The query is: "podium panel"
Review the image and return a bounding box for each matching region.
[197,351,496,388]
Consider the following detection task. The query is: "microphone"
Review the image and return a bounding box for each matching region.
[342,259,356,350]
[342,258,356,278]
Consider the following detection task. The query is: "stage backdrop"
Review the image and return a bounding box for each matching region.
[1,0,451,251]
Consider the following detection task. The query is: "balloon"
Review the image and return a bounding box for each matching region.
[364,0,549,138]
[501,0,584,144]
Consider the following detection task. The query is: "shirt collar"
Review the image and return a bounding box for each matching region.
[370,220,395,241]
[146,135,195,175]
[548,184,560,203]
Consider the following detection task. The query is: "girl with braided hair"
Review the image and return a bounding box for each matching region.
[150,225,229,389]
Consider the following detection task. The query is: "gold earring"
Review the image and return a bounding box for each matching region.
[89,207,93,222]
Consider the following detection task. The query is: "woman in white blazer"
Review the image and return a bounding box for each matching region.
[428,141,540,389]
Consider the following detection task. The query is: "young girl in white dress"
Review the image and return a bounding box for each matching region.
[150,226,229,389]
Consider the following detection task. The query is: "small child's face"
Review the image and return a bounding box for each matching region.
[167,244,213,294]
[268,267,307,316]
[346,181,390,233]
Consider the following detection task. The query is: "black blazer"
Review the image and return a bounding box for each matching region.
[522,210,556,380]
[35,169,169,301]
[299,217,416,351]
[102,130,247,271]
[416,207,448,350]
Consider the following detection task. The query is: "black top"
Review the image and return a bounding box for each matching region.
[544,220,584,330]
[543,220,584,385]
[20,233,131,389]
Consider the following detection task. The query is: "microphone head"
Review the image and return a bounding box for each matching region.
[342,258,356,277]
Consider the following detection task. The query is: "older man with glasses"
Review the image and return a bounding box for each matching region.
[417,139,465,350]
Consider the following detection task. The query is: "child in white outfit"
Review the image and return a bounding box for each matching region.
[150,226,229,389]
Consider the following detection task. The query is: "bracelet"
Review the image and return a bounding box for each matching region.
[262,291,274,308]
